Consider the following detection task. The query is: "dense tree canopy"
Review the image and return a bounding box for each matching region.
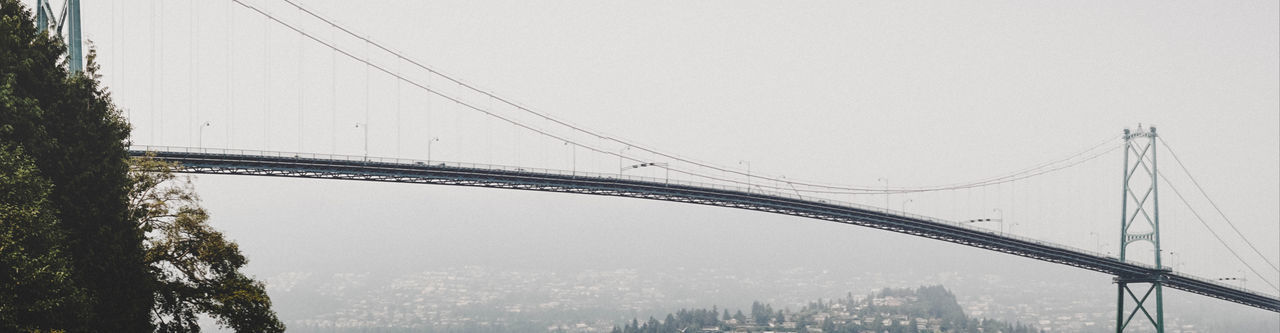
[131,156,284,333]
[0,144,87,331]
[1,0,282,331]
[2,0,150,330]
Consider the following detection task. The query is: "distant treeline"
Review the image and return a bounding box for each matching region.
[611,285,1041,333]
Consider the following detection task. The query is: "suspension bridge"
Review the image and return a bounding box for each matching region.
[31,0,1280,331]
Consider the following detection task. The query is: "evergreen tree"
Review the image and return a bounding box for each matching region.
[0,144,87,330]
[130,156,285,332]
[1,1,151,329]
[1,1,283,331]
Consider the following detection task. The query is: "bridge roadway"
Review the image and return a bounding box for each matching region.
[129,146,1279,313]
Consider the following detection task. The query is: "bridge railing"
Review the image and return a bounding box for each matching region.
[130,145,1123,256]
[134,145,1280,299]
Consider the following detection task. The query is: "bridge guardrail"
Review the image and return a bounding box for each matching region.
[123,145,1134,262]
[129,145,1277,300]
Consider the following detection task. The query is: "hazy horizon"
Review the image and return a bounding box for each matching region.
[24,0,1279,331]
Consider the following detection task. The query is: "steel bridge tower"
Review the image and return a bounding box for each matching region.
[35,0,82,73]
[1116,126,1167,332]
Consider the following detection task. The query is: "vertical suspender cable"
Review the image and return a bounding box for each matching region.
[330,24,336,154]
[1159,172,1280,291]
[264,17,270,150]
[1161,139,1279,271]
[119,0,127,122]
[226,0,232,148]
[430,64,435,157]
[158,0,164,144]
[150,1,156,143]
[396,56,401,157]
[189,1,195,147]
[486,96,493,164]
[111,0,116,106]
[365,38,370,155]
[298,23,304,152]
[298,15,304,152]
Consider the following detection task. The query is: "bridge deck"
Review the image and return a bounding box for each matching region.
[129,146,1280,312]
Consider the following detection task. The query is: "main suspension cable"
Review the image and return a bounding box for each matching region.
[1160,138,1279,272]
[272,0,1120,194]
[1159,171,1280,291]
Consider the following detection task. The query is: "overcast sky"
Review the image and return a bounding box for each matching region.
[30,0,1279,318]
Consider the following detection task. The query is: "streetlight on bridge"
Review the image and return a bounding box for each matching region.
[993,208,1003,232]
[563,141,576,176]
[876,177,889,211]
[1162,250,1183,271]
[354,122,369,160]
[198,121,212,149]
[427,137,440,163]
[780,175,802,197]
[618,146,631,176]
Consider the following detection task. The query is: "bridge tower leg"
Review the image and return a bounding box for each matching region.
[34,0,83,73]
[1116,126,1167,333]
[66,0,82,73]
[36,0,49,31]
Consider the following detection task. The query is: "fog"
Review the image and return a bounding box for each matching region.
[33,0,1280,330]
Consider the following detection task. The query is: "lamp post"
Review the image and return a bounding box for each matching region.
[739,160,752,192]
[877,177,889,211]
[564,141,576,176]
[993,208,1004,233]
[1162,250,1182,270]
[618,146,631,176]
[901,198,914,213]
[427,137,440,163]
[781,176,801,197]
[354,122,368,160]
[198,121,211,149]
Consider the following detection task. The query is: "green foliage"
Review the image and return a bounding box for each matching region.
[751,301,774,325]
[130,156,286,333]
[1,0,152,330]
[2,1,283,331]
[613,307,721,333]
[611,286,1039,333]
[0,144,87,331]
